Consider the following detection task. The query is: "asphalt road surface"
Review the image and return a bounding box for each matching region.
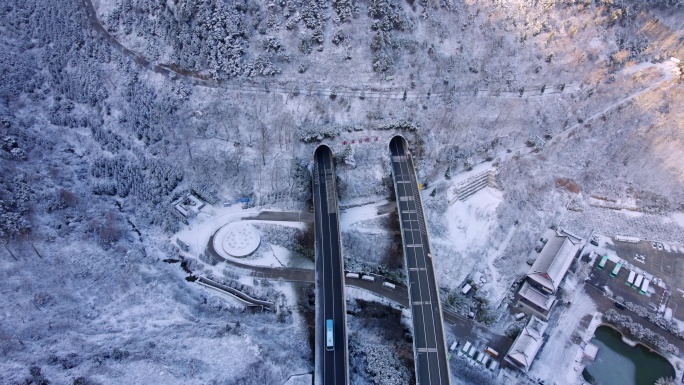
[389,137,451,385]
[250,210,314,223]
[313,146,348,385]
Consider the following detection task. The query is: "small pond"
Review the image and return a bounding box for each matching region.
[582,325,675,385]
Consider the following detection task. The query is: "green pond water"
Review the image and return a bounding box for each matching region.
[582,326,675,385]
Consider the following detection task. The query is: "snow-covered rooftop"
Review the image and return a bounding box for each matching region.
[518,281,556,313]
[527,228,583,293]
[583,343,599,361]
[505,315,548,372]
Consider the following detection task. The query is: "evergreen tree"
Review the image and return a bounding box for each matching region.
[342,144,356,168]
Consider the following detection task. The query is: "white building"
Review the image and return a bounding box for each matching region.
[173,193,205,218]
[504,315,549,372]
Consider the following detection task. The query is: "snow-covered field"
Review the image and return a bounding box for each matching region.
[339,200,393,232]
[433,187,508,297]
[2,0,684,383]
[563,205,684,244]
[530,280,598,384]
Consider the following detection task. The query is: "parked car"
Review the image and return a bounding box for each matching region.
[590,235,599,246]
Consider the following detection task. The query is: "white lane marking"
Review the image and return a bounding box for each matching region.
[392,140,443,384]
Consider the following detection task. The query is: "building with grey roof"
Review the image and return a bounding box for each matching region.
[517,228,583,319]
[518,281,556,316]
[526,228,583,294]
[504,315,549,372]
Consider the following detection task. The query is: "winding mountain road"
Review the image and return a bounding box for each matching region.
[81,0,587,100]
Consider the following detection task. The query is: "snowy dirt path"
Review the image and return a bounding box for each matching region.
[85,0,581,100]
[486,225,517,297]
[500,60,680,165]
[339,200,391,232]
[546,61,677,148]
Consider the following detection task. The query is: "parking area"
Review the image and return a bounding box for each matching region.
[588,239,684,320]
[452,338,502,373]
[443,314,513,379]
[587,257,662,312]
[611,240,684,320]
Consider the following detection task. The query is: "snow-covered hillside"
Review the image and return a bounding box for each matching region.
[1,0,684,383]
